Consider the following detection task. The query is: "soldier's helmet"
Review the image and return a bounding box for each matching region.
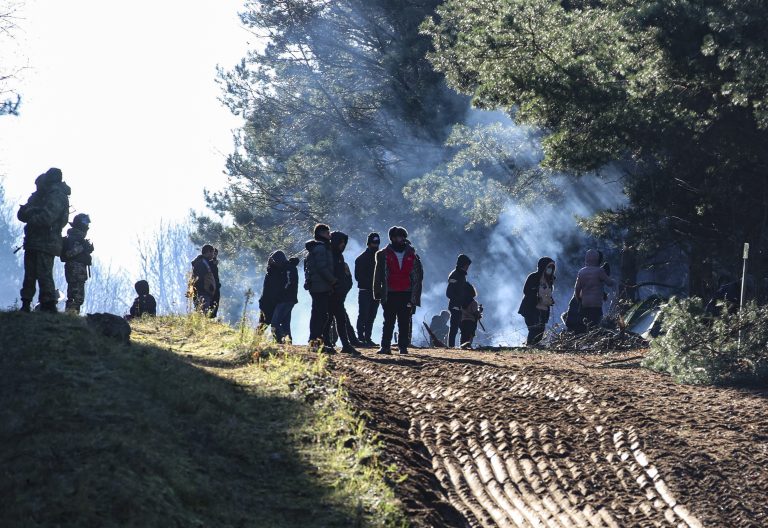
[71,213,91,229]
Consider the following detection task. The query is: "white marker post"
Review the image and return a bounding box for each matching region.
[738,243,749,351]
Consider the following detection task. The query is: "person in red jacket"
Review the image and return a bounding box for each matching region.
[373,226,423,355]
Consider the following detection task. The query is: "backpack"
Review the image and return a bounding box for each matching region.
[60,236,75,263]
[303,252,312,291]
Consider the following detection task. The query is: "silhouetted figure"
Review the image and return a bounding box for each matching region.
[259,251,299,343]
[323,231,360,355]
[129,280,157,318]
[460,283,482,349]
[17,168,71,313]
[304,224,336,352]
[191,244,217,315]
[429,310,451,347]
[355,232,381,347]
[210,247,221,318]
[373,226,423,355]
[574,249,616,329]
[61,213,94,314]
[518,257,556,346]
[447,254,472,347]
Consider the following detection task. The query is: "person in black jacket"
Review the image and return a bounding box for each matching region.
[354,232,381,346]
[191,244,217,315]
[268,252,300,343]
[210,247,222,318]
[518,256,556,346]
[128,280,157,319]
[323,231,360,355]
[446,254,472,347]
[259,251,290,329]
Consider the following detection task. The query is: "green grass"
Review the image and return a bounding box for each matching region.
[0,311,406,527]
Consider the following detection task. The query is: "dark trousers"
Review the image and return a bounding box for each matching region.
[524,309,550,345]
[309,291,331,341]
[580,307,603,329]
[211,289,221,318]
[448,307,462,347]
[460,319,477,346]
[271,302,294,343]
[21,250,56,304]
[381,291,412,351]
[356,289,380,341]
[324,294,353,348]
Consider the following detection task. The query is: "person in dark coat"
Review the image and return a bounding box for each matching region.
[191,244,217,315]
[304,224,336,352]
[518,257,556,346]
[61,213,94,314]
[263,251,300,343]
[259,250,288,328]
[460,282,482,349]
[373,226,423,355]
[322,231,360,355]
[429,310,451,347]
[446,254,472,347]
[210,247,222,318]
[129,280,157,318]
[17,168,71,313]
[354,232,381,347]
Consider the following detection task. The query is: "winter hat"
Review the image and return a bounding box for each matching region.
[456,254,472,268]
[388,225,408,241]
[367,232,381,245]
[134,280,150,295]
[45,167,63,182]
[71,213,91,229]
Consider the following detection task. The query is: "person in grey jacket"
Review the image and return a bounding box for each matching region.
[574,249,616,329]
[304,224,336,351]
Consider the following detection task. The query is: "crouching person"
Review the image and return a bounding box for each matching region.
[61,213,94,314]
[129,280,157,318]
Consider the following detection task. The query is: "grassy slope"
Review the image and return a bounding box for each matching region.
[0,312,405,527]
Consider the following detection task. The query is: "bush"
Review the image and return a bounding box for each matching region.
[643,297,768,385]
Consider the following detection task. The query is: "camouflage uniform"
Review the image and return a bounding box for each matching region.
[17,169,71,311]
[62,221,94,314]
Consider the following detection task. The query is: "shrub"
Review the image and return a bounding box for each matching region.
[643,297,768,385]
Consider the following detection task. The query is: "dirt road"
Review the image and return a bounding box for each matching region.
[328,348,768,527]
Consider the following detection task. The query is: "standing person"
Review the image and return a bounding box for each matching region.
[16,168,71,313]
[446,254,472,347]
[518,257,556,346]
[129,280,157,318]
[304,224,337,352]
[323,231,360,355]
[460,283,482,349]
[61,213,94,314]
[191,244,217,315]
[574,249,616,329]
[258,251,288,332]
[210,247,222,318]
[355,232,381,347]
[271,255,300,343]
[373,226,423,355]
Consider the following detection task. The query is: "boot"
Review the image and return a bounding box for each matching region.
[398,347,409,355]
[341,344,361,356]
[40,301,58,313]
[19,299,32,313]
[376,345,392,355]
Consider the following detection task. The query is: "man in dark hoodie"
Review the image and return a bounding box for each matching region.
[61,213,94,314]
[446,254,472,348]
[373,226,423,355]
[304,224,337,352]
[129,280,157,318]
[210,247,222,318]
[518,257,556,346]
[354,232,381,347]
[260,250,300,343]
[191,244,217,315]
[323,231,360,355]
[17,168,71,313]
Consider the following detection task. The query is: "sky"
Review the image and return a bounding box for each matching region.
[0,0,250,272]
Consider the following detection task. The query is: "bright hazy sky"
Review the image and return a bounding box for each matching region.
[0,0,250,272]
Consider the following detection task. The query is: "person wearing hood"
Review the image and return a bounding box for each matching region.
[191,244,217,315]
[446,253,472,348]
[574,249,616,329]
[129,280,157,318]
[61,213,94,314]
[563,250,610,333]
[322,231,360,355]
[518,257,556,346]
[17,167,71,313]
[210,247,222,318]
[260,250,300,343]
[354,232,381,347]
[373,226,423,355]
[304,224,337,352]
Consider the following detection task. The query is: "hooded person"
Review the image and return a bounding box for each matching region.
[354,232,381,346]
[518,257,556,346]
[373,226,424,355]
[460,282,482,349]
[261,250,300,343]
[61,213,94,314]
[209,247,222,318]
[304,224,336,352]
[322,231,360,355]
[129,280,157,318]
[446,253,472,347]
[574,249,616,329]
[17,167,71,313]
[191,244,217,315]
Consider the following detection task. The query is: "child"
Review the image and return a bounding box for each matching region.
[129,280,157,319]
[460,283,482,349]
[61,213,94,314]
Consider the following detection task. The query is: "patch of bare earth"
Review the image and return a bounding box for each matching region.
[325,347,768,527]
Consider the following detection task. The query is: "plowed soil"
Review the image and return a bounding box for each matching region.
[327,348,768,528]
